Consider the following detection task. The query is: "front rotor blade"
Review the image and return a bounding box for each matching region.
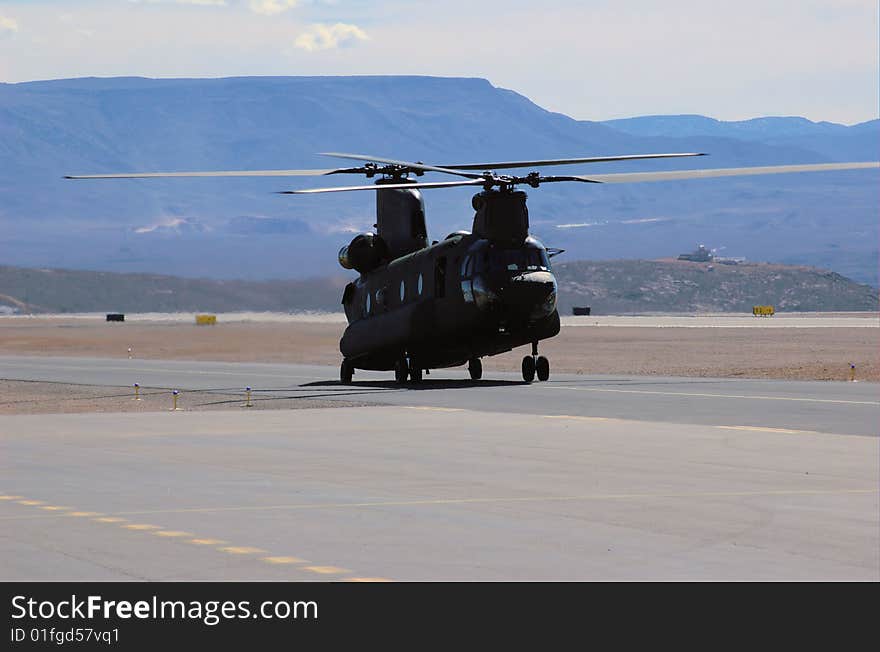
[280,179,486,194]
[65,169,341,180]
[439,152,706,171]
[575,161,879,184]
[319,152,482,179]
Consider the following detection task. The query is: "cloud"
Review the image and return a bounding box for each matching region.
[0,14,19,37]
[128,1,228,6]
[248,0,299,15]
[294,22,367,51]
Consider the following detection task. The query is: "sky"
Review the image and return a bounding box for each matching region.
[0,0,877,124]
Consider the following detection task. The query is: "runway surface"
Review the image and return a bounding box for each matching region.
[1,355,878,580]
[1,355,877,435]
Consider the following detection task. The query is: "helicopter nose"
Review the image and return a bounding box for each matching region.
[505,271,557,319]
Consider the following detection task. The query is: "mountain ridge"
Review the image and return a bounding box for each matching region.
[1,75,877,284]
[1,259,875,315]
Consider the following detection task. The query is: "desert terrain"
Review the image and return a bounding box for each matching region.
[0,312,876,415]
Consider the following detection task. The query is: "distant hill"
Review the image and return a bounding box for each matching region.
[553,259,879,314]
[1,261,875,315]
[1,76,877,285]
[601,114,880,161]
[0,266,347,314]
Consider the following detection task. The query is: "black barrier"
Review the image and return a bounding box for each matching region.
[106,313,125,322]
[572,306,591,316]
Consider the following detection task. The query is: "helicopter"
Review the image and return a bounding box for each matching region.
[68,154,878,384]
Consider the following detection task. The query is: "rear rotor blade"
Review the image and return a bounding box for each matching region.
[319,152,482,179]
[281,179,486,194]
[440,152,706,171]
[575,161,879,184]
[65,168,341,179]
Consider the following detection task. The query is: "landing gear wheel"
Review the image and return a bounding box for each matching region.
[521,355,536,382]
[340,359,354,384]
[409,365,423,383]
[394,356,409,384]
[468,358,483,381]
[536,356,550,382]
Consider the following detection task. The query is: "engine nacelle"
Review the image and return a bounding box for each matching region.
[338,233,389,274]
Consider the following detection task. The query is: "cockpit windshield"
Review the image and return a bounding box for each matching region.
[489,248,550,272]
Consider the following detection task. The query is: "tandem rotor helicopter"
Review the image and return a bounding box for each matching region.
[68,154,878,384]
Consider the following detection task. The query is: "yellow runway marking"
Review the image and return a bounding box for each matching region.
[262,556,307,565]
[543,415,614,422]
[303,566,348,575]
[0,492,379,580]
[218,546,266,555]
[551,385,879,406]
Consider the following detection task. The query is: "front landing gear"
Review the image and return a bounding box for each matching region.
[521,355,536,382]
[522,341,550,383]
[468,358,483,381]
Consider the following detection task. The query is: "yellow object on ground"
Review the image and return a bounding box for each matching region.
[195,314,217,325]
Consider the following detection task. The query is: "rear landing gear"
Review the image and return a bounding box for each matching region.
[340,359,354,384]
[394,356,409,384]
[522,342,550,383]
[394,355,423,384]
[468,358,483,381]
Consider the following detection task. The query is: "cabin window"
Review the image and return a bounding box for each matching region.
[400,280,405,302]
[365,292,371,316]
[461,255,474,303]
[417,273,423,296]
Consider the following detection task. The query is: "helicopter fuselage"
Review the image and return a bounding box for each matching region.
[340,232,560,372]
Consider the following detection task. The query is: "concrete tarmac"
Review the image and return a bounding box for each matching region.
[1,356,878,580]
[0,355,877,435]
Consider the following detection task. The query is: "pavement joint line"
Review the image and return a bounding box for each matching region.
[716,425,819,435]
[550,385,880,406]
[49,487,874,518]
[544,416,823,435]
